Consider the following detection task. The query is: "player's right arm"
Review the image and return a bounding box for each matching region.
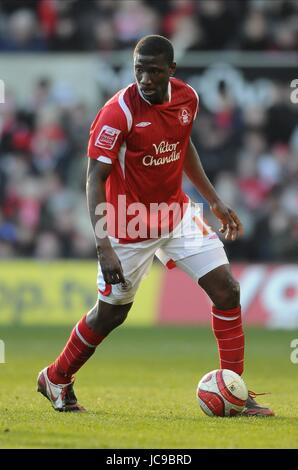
[86,159,125,285]
[86,96,130,284]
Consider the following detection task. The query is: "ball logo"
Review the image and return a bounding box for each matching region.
[178,107,191,126]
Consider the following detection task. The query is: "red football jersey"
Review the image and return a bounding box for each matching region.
[87,77,199,242]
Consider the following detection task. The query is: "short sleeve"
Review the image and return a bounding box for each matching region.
[187,84,199,120]
[87,100,129,164]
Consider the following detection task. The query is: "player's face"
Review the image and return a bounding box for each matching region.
[134,53,176,104]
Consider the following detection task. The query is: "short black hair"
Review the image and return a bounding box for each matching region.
[134,35,174,65]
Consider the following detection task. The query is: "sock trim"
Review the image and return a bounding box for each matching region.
[212,305,241,316]
[212,313,240,321]
[75,324,96,348]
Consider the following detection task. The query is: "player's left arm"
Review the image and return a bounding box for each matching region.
[184,139,243,241]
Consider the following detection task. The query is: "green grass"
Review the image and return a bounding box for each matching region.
[0,325,297,449]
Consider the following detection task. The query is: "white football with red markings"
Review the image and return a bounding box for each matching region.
[197,369,248,417]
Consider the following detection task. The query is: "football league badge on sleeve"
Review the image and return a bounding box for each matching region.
[95,125,121,150]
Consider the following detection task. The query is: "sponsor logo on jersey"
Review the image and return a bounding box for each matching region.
[135,121,152,127]
[178,107,192,126]
[95,125,121,150]
[153,141,180,154]
[142,140,181,167]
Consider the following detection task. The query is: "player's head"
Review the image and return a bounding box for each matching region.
[134,35,176,105]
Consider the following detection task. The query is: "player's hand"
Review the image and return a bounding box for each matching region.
[97,247,126,285]
[210,201,244,241]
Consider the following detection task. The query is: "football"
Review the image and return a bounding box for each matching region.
[197,369,248,417]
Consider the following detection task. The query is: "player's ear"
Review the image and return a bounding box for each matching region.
[169,62,176,77]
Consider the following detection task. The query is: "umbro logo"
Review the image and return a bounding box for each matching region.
[135,122,152,127]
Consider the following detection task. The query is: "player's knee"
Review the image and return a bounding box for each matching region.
[229,279,240,306]
[111,309,129,328]
[214,278,240,309]
[94,301,132,335]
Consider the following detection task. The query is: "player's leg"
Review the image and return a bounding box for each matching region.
[86,299,132,335]
[198,263,243,375]
[37,301,132,412]
[197,262,274,416]
[170,247,244,374]
[47,300,132,384]
[158,202,243,374]
[37,238,158,412]
[158,213,274,417]
[174,249,274,416]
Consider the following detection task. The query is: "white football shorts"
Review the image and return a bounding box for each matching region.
[97,201,229,305]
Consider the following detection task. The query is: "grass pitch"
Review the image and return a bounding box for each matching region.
[0,325,297,449]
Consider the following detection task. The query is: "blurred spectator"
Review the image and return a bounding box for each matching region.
[240,9,271,51]
[266,83,297,145]
[170,15,205,60]
[34,231,62,258]
[113,0,159,48]
[196,0,239,50]
[163,0,195,37]
[0,9,47,51]
[0,0,297,53]
[92,19,119,52]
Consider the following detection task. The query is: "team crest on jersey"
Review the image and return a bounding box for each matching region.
[95,125,121,150]
[178,107,192,126]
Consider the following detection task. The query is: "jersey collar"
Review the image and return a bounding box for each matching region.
[137,81,172,106]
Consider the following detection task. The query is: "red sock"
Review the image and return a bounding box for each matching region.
[48,315,105,384]
[212,305,244,375]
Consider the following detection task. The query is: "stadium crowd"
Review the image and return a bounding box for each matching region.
[0,0,297,53]
[0,0,297,261]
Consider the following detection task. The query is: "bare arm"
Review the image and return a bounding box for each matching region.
[184,139,243,241]
[86,158,125,284]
